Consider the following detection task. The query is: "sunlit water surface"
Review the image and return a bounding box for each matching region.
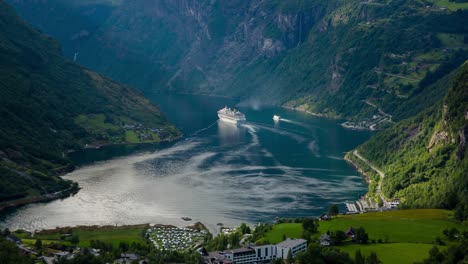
[0,94,372,233]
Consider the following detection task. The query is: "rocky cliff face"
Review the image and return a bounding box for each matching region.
[7,0,333,96]
[8,0,468,121]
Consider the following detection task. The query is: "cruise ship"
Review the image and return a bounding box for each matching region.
[217,106,246,124]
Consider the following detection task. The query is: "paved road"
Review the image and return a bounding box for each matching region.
[353,150,389,207]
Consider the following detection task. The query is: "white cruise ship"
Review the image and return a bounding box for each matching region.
[217,106,246,124]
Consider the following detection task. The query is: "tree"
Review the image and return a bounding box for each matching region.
[287,250,294,264]
[377,199,384,208]
[366,252,381,264]
[229,232,241,249]
[355,249,365,264]
[35,239,42,250]
[272,258,284,264]
[239,223,251,234]
[328,204,339,216]
[301,229,312,243]
[356,227,369,244]
[302,218,318,233]
[70,235,80,245]
[2,228,11,237]
[119,241,129,253]
[0,237,33,264]
[330,230,347,244]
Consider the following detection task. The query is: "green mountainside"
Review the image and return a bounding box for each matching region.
[3,0,468,213]
[7,0,468,127]
[0,0,180,204]
[350,62,467,219]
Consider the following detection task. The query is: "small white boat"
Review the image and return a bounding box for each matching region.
[273,115,281,121]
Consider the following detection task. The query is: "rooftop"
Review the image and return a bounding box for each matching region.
[229,247,255,254]
[276,238,307,248]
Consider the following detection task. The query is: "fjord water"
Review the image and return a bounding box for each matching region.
[0,94,372,233]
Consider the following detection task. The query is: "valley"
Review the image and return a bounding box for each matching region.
[0,0,467,263]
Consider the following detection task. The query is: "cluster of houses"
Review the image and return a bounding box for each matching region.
[146,226,206,251]
[344,197,400,214]
[319,227,357,247]
[203,238,307,264]
[122,123,169,141]
[6,235,147,264]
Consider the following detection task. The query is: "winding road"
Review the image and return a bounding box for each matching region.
[352,150,389,207]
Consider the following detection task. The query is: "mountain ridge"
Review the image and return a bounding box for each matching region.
[0,0,180,205]
[7,0,468,128]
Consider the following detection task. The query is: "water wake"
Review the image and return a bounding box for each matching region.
[280,118,322,131]
[245,122,308,143]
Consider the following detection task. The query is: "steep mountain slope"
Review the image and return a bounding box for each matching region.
[349,62,467,219]
[7,0,468,126]
[0,0,180,204]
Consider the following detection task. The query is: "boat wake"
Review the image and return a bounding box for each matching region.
[280,118,323,131]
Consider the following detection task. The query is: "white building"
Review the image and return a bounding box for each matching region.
[253,244,277,263]
[204,238,307,264]
[223,248,257,264]
[276,238,307,259]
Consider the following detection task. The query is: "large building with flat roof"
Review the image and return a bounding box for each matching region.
[203,238,307,264]
[276,238,307,259]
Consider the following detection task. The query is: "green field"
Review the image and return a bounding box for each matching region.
[25,225,147,248]
[338,243,445,264]
[260,210,465,263]
[261,223,303,244]
[431,0,468,10]
[75,114,120,133]
[125,130,140,143]
[437,33,465,47]
[318,209,461,243]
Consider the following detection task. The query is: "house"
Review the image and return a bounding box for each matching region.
[319,234,332,246]
[319,214,330,221]
[389,199,400,208]
[345,227,356,239]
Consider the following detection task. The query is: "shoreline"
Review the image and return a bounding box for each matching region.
[281,105,342,120]
[343,152,371,184]
[0,185,80,212]
[0,134,184,212]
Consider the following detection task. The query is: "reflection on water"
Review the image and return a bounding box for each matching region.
[217,121,246,146]
[0,94,373,234]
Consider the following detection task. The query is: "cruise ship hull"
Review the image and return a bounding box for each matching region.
[218,114,245,124]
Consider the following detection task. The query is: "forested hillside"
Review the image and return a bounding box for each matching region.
[0,0,180,203]
[352,62,468,219]
[7,0,468,127]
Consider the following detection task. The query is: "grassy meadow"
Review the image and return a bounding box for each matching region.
[18,225,147,248]
[260,209,465,264]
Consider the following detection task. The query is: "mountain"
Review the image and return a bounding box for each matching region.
[0,0,180,204]
[4,0,468,213]
[347,62,468,220]
[7,0,468,127]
